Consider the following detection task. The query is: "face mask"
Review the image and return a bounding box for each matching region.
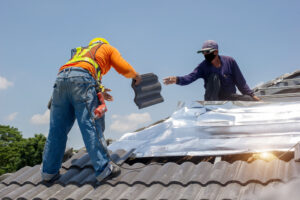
[204,52,216,62]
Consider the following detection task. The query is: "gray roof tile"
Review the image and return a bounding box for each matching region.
[116,184,148,199]
[62,149,87,169]
[2,149,300,199]
[4,165,43,186]
[49,184,80,200]
[132,73,164,109]
[0,183,6,191]
[65,184,94,200]
[82,184,113,199]
[2,166,31,185]
[33,184,64,200]
[57,168,81,185]
[0,183,20,197]
[4,183,35,200]
[135,184,163,199]
[253,70,300,101]
[67,168,95,185]
[70,153,91,168]
[19,184,49,200]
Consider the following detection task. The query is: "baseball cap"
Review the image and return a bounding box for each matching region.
[197,40,218,54]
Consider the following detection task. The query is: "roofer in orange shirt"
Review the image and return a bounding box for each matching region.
[41,38,141,182]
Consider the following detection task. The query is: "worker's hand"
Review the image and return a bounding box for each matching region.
[163,76,177,85]
[133,73,142,86]
[252,95,261,101]
[103,88,113,101]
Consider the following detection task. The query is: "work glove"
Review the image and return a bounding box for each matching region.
[103,88,113,101]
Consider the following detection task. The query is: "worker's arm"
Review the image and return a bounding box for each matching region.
[231,59,260,100]
[110,47,140,79]
[164,65,204,85]
[109,47,141,85]
[176,65,203,85]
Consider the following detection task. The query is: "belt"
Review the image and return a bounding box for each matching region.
[58,67,90,75]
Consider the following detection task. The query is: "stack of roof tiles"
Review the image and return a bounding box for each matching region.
[1,149,300,200]
[253,70,300,101]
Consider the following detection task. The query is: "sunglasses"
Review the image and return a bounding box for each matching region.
[202,49,215,54]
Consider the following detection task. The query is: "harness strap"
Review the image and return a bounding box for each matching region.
[66,43,103,81]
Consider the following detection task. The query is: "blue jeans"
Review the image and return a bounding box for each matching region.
[41,67,110,180]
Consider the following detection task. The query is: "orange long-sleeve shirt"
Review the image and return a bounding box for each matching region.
[60,43,137,79]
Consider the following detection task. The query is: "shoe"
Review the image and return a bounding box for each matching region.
[109,165,121,178]
[96,164,121,182]
[42,173,60,183]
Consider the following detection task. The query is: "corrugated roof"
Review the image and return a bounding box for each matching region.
[253,70,300,101]
[1,148,300,199]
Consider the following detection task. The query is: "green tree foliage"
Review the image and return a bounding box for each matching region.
[0,125,46,175]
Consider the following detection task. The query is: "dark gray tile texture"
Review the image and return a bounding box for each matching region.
[131,73,164,109]
[253,70,300,98]
[1,149,300,200]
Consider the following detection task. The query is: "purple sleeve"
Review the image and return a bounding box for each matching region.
[176,66,203,86]
[231,59,253,96]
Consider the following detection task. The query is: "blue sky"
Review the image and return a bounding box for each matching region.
[0,0,299,149]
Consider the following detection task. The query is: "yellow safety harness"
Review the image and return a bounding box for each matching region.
[65,42,104,91]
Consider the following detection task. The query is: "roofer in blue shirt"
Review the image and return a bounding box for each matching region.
[163,40,260,101]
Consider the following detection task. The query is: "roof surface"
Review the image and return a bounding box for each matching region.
[109,100,300,157]
[1,149,300,200]
[2,71,300,199]
[253,70,300,101]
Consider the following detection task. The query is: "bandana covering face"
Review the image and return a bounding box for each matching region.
[204,52,216,62]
